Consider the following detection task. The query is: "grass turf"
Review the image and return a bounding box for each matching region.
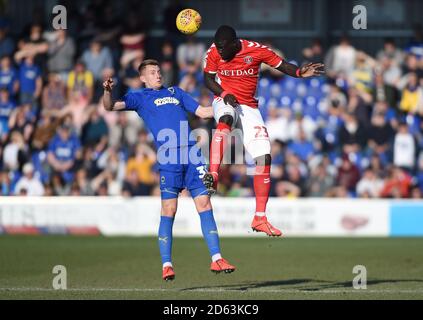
[0,236,423,300]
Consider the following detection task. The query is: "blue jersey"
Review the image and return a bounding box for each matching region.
[48,133,81,162]
[19,62,41,94]
[122,86,200,150]
[0,99,16,134]
[0,68,17,94]
[122,86,208,199]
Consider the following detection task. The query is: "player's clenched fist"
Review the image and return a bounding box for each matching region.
[223,93,239,108]
[103,78,114,92]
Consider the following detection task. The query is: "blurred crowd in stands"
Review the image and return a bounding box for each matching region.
[1,0,423,198]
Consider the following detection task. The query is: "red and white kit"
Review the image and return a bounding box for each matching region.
[204,39,283,158]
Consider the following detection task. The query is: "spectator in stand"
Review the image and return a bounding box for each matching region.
[380,166,413,198]
[356,168,384,198]
[265,107,291,143]
[81,39,113,100]
[302,38,324,64]
[2,130,29,172]
[399,72,423,115]
[338,112,367,154]
[47,29,76,80]
[67,60,94,106]
[376,38,404,67]
[0,23,15,58]
[125,143,156,190]
[0,169,12,195]
[47,123,81,183]
[306,163,335,197]
[14,162,44,196]
[123,56,143,90]
[17,55,43,106]
[288,112,317,142]
[325,35,357,79]
[0,55,19,96]
[0,88,16,141]
[15,24,48,72]
[74,168,95,196]
[287,129,315,162]
[176,36,205,82]
[41,73,67,116]
[350,51,376,94]
[367,111,394,157]
[160,41,176,87]
[31,114,62,151]
[373,70,399,108]
[393,122,417,172]
[7,105,34,143]
[336,154,360,194]
[51,172,69,196]
[119,12,146,70]
[122,168,152,197]
[80,107,109,147]
[178,73,200,100]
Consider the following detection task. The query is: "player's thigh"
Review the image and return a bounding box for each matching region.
[159,169,184,201]
[212,97,237,126]
[185,149,209,199]
[238,105,271,159]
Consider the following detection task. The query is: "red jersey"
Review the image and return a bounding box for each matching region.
[204,39,283,108]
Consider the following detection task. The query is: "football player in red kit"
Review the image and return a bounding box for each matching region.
[203,25,324,237]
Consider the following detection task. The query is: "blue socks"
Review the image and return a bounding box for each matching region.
[158,210,222,267]
[158,216,174,266]
[199,209,221,259]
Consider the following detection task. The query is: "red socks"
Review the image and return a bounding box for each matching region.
[209,122,231,175]
[254,165,271,214]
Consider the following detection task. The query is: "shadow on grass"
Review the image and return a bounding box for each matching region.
[182,278,423,292]
[182,278,326,291]
[302,279,423,291]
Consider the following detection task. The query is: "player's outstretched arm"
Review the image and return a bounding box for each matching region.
[195,105,214,119]
[102,78,126,111]
[204,72,239,108]
[276,60,325,78]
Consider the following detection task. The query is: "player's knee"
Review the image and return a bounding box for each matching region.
[161,202,177,216]
[218,114,234,127]
[195,195,212,212]
[255,154,271,166]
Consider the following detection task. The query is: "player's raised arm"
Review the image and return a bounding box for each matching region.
[102,78,126,111]
[195,105,214,119]
[204,72,239,108]
[276,60,325,78]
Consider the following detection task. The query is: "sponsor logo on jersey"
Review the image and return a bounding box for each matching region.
[154,97,180,107]
[219,68,255,77]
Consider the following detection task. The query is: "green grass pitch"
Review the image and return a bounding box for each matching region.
[1,236,423,300]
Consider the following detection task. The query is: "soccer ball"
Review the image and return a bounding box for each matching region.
[176,9,202,35]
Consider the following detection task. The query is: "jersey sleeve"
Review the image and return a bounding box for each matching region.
[122,91,139,111]
[175,87,200,114]
[203,44,219,74]
[259,45,283,68]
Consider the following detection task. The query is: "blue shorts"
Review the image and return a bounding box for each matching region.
[159,145,208,200]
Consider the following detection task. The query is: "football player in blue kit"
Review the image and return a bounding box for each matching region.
[103,59,235,281]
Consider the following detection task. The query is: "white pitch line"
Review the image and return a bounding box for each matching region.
[1,287,423,294]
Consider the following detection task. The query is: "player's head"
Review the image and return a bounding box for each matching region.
[214,25,239,61]
[138,59,162,89]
